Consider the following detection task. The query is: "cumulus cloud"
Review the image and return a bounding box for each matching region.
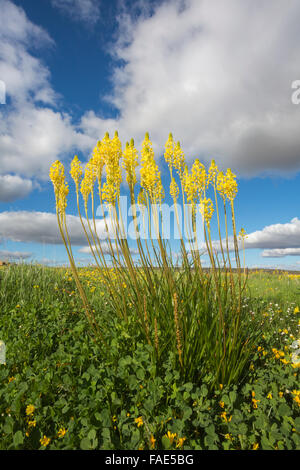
[244,218,300,250]
[0,0,94,200]
[0,249,32,260]
[50,0,101,25]
[0,0,54,105]
[0,174,33,202]
[0,105,93,179]
[202,217,300,258]
[261,248,300,258]
[2,0,300,209]
[81,0,300,175]
[0,211,110,245]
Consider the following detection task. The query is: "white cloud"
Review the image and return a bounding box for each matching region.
[203,217,300,258]
[0,174,33,202]
[245,218,300,250]
[0,0,54,105]
[2,0,300,206]
[81,0,300,175]
[50,0,101,25]
[0,249,32,260]
[0,0,94,200]
[0,105,93,179]
[261,248,300,258]
[0,211,110,245]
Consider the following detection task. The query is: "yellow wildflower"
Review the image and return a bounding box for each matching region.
[135,416,144,428]
[26,404,35,416]
[57,427,67,438]
[164,431,177,445]
[150,435,156,449]
[176,437,186,448]
[122,139,139,190]
[40,435,51,447]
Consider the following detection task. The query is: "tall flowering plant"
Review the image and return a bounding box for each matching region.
[50,132,258,387]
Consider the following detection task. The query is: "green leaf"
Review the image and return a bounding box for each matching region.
[13,431,24,447]
[277,404,292,417]
[80,438,92,450]
[162,435,172,449]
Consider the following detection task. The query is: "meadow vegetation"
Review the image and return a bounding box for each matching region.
[0,132,299,450]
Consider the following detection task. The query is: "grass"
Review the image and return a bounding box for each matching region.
[0,263,300,450]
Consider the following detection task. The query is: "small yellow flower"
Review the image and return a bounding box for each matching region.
[26,404,35,416]
[164,431,177,445]
[176,437,186,448]
[8,376,15,383]
[252,398,259,409]
[150,435,156,449]
[253,442,259,450]
[40,435,51,447]
[219,401,225,408]
[135,416,144,428]
[57,427,67,438]
[220,411,232,422]
[267,392,272,399]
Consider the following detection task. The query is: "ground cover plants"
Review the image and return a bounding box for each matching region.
[0,132,299,450]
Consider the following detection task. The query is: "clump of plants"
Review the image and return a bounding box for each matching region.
[49,132,262,388]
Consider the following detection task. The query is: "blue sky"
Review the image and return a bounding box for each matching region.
[1,0,300,269]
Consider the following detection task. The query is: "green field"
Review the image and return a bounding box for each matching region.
[0,264,299,450]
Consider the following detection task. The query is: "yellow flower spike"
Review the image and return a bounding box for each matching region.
[238,227,247,240]
[224,168,238,202]
[216,171,226,201]
[191,159,206,197]
[100,131,122,205]
[137,188,147,208]
[57,180,69,214]
[173,141,186,178]
[49,160,65,205]
[170,177,179,202]
[199,197,214,227]
[70,155,83,188]
[122,140,139,190]
[208,159,219,187]
[91,142,105,179]
[111,130,122,162]
[164,132,174,169]
[140,132,162,204]
[182,166,197,208]
[80,159,97,207]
